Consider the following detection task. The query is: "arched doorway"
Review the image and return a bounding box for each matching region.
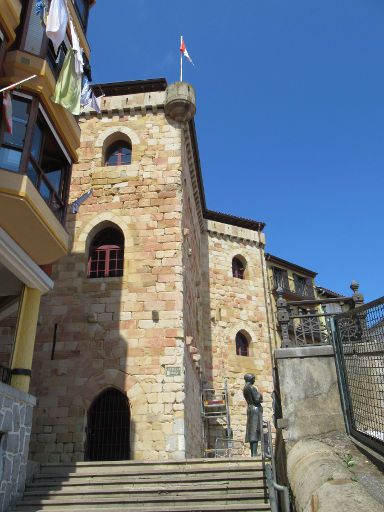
[85,388,131,461]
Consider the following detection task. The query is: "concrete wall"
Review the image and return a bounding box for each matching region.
[0,382,36,512]
[275,345,345,443]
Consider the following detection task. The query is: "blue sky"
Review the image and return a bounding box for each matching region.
[88,0,384,301]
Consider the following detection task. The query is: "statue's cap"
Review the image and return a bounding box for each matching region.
[244,373,255,382]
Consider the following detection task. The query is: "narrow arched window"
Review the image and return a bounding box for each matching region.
[236,332,249,356]
[88,228,124,278]
[105,140,132,166]
[232,256,246,279]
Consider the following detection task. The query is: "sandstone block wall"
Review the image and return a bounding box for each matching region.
[203,220,273,448]
[28,84,274,462]
[0,382,36,512]
[180,129,205,457]
[30,91,190,462]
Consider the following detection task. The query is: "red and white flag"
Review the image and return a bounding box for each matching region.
[180,36,194,65]
[2,92,12,134]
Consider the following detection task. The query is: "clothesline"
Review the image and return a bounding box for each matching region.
[0,75,37,94]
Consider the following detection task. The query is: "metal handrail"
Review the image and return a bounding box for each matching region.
[261,417,290,512]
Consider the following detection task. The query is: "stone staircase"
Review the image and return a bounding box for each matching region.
[14,458,271,511]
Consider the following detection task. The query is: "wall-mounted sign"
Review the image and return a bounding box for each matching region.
[165,367,181,377]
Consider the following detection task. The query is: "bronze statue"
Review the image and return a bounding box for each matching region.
[243,373,263,457]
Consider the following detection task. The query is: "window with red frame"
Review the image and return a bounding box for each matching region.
[232,256,245,279]
[88,228,124,278]
[236,332,249,356]
[105,141,132,166]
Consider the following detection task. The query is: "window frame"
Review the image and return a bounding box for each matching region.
[0,92,72,222]
[235,332,249,357]
[87,229,124,279]
[232,256,245,279]
[14,0,69,78]
[0,28,8,72]
[105,141,132,167]
[74,0,90,32]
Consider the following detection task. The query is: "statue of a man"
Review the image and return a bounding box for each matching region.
[243,373,263,457]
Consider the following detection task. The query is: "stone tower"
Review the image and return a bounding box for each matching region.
[29,79,273,463]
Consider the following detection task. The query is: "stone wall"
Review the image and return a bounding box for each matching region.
[183,346,204,457]
[180,127,205,457]
[0,382,36,512]
[28,84,274,463]
[203,220,273,448]
[29,91,189,462]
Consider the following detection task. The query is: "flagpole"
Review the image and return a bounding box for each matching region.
[0,75,37,94]
[180,35,183,82]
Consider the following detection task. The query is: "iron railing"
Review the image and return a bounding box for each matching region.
[0,364,12,385]
[276,282,363,348]
[261,418,290,512]
[271,270,315,299]
[334,296,384,457]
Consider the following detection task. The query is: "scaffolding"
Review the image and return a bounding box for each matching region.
[201,379,235,457]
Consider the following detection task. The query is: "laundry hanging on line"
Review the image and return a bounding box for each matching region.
[52,48,81,115]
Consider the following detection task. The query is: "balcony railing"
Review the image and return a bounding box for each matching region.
[293,274,315,298]
[276,282,364,348]
[272,271,315,299]
[272,271,290,294]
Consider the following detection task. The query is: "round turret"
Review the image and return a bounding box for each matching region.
[164,82,196,123]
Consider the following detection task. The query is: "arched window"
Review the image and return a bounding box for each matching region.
[105,140,132,166]
[236,332,249,356]
[88,227,124,278]
[232,256,246,279]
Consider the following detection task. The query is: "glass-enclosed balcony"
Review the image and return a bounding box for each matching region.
[0,93,71,222]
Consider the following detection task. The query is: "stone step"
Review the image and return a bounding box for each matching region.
[23,480,266,499]
[38,458,262,474]
[14,491,268,510]
[29,471,263,489]
[14,503,271,512]
[36,464,264,480]
[33,470,265,487]
[27,473,265,493]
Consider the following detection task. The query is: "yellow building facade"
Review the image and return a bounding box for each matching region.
[0,2,95,510]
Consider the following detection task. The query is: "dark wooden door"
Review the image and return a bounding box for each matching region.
[86,388,130,461]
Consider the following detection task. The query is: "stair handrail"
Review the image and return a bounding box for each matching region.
[261,416,290,512]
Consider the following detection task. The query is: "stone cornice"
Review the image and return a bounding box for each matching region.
[183,124,205,232]
[206,220,265,247]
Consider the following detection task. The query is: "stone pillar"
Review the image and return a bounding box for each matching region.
[11,286,41,392]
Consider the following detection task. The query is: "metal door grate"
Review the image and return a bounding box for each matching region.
[86,388,130,461]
